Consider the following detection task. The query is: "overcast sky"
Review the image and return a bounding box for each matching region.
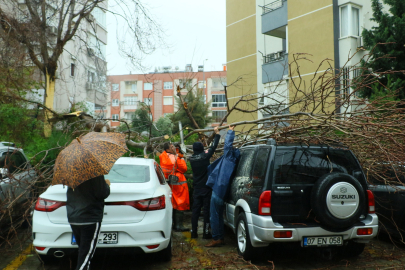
[106,0,226,75]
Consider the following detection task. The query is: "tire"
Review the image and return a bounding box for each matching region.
[236,213,256,261]
[311,173,366,230]
[341,241,365,257]
[158,238,172,262]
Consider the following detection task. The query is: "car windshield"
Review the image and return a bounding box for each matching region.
[106,164,150,183]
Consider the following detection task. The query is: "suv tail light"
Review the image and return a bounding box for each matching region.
[367,190,375,214]
[106,195,166,211]
[259,191,271,216]
[35,198,66,212]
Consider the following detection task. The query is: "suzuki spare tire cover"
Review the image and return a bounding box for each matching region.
[311,172,366,230]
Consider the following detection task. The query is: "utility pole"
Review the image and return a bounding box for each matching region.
[202,59,208,98]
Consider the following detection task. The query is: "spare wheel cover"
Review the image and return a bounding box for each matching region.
[326,182,359,219]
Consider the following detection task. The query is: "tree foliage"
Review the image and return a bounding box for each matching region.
[172,89,212,133]
[360,0,405,100]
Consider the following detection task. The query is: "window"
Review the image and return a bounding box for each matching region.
[92,7,106,28]
[95,104,104,110]
[112,84,119,91]
[340,4,360,37]
[70,63,75,77]
[212,111,227,122]
[212,78,223,89]
[252,148,271,182]
[198,80,206,89]
[164,82,173,89]
[124,112,133,120]
[88,71,96,82]
[124,96,138,105]
[112,114,119,121]
[235,150,255,178]
[274,148,359,184]
[0,151,28,174]
[212,94,227,107]
[125,81,137,93]
[106,164,150,183]
[163,96,173,105]
[155,164,167,185]
[179,79,192,89]
[144,82,153,90]
[144,98,153,106]
[112,99,119,106]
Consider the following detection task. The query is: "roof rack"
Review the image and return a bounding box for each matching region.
[0,142,16,147]
[240,138,272,148]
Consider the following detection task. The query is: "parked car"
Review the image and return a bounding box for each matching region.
[223,140,378,260]
[368,163,405,237]
[0,141,37,227]
[32,157,173,262]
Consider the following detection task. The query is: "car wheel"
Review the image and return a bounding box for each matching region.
[341,241,365,257]
[158,237,172,262]
[236,212,255,261]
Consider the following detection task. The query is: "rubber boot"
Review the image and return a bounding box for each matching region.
[174,210,189,232]
[202,222,212,239]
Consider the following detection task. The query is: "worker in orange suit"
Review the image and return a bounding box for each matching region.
[159,142,190,232]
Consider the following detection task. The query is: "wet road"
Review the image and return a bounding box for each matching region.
[3,214,405,270]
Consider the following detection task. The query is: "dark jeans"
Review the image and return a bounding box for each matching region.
[210,191,225,241]
[71,222,101,270]
[191,189,212,232]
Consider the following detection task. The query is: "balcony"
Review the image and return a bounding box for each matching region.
[262,51,288,84]
[86,82,97,91]
[261,0,287,38]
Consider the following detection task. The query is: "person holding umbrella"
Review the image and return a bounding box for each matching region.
[53,132,128,270]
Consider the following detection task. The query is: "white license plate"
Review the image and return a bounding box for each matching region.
[72,232,118,245]
[98,232,118,244]
[303,236,343,246]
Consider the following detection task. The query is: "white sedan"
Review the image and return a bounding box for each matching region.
[32,157,173,262]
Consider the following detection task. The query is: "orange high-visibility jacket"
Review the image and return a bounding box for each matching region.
[159,151,190,211]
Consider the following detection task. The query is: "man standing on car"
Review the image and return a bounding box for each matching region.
[66,175,110,270]
[205,125,240,247]
[160,142,190,231]
[189,126,221,239]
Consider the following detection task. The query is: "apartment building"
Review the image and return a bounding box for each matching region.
[1,1,108,116]
[107,66,227,129]
[226,0,381,124]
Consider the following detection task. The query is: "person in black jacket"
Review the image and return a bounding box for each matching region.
[66,175,110,270]
[189,127,221,239]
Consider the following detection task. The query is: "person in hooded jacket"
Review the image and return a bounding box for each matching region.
[205,125,240,247]
[66,175,110,270]
[189,126,221,239]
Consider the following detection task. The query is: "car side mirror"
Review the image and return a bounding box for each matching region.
[0,168,9,179]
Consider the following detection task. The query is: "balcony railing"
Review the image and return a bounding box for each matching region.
[261,0,286,14]
[264,50,286,64]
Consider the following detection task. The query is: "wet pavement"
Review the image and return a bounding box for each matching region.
[3,212,405,269]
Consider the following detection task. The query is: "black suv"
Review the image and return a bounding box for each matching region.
[224,139,378,260]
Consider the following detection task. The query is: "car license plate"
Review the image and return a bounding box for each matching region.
[98,232,118,244]
[71,232,118,245]
[303,236,343,246]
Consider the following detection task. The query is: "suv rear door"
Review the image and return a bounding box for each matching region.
[270,146,365,224]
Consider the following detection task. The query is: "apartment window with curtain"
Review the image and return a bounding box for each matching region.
[212,94,227,107]
[144,98,153,106]
[112,114,119,121]
[164,82,173,89]
[163,96,173,105]
[144,83,153,90]
[198,81,206,89]
[124,96,138,105]
[112,99,119,106]
[340,4,360,37]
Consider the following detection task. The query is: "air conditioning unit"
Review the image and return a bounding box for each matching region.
[86,14,95,22]
[87,47,95,56]
[357,36,364,48]
[48,26,57,35]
